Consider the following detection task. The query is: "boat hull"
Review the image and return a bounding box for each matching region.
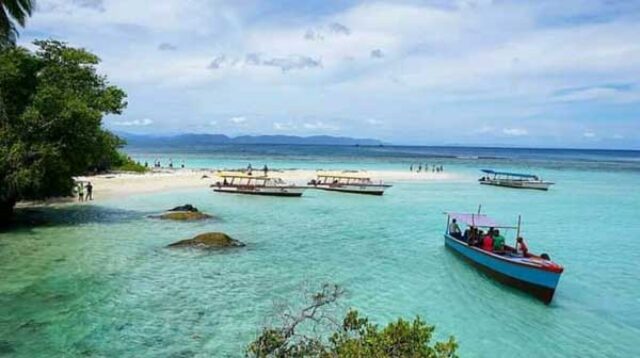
[480,179,553,190]
[444,234,561,304]
[311,184,391,195]
[213,186,305,197]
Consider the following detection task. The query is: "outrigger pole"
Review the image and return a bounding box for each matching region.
[516,215,522,248]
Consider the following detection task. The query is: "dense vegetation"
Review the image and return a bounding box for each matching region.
[247,284,458,357]
[0,40,135,224]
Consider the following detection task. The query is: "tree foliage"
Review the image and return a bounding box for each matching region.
[0,0,35,48]
[0,40,128,222]
[247,284,458,358]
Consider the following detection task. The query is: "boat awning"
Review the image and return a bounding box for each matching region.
[481,169,538,179]
[445,212,517,229]
[217,171,268,179]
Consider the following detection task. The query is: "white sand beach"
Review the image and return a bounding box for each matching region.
[71,168,459,202]
[15,168,460,207]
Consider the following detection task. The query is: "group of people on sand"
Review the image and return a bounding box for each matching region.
[145,159,185,169]
[76,181,93,202]
[245,163,269,176]
[448,219,529,256]
[409,164,444,173]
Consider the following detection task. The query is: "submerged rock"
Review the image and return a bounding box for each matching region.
[156,211,212,221]
[168,232,245,249]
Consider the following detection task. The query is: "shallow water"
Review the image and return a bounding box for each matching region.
[1,146,640,357]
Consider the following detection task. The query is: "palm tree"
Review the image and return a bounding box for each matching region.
[0,0,35,48]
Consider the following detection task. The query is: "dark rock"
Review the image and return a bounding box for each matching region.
[168,232,245,249]
[168,204,199,212]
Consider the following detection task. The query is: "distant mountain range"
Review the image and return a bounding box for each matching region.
[118,132,384,147]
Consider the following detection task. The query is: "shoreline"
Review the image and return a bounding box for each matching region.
[15,168,460,208]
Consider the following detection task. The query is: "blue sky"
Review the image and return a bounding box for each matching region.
[19,0,640,148]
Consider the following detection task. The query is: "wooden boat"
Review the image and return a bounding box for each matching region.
[479,169,554,190]
[443,212,563,304]
[212,172,306,197]
[308,171,391,195]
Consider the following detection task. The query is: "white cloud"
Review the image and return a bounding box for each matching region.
[502,128,528,136]
[112,118,153,126]
[302,121,340,131]
[229,116,247,124]
[209,120,218,126]
[583,131,596,138]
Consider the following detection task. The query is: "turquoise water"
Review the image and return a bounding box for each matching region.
[1,147,640,357]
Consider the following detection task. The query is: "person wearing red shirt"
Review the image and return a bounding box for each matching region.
[516,237,529,257]
[482,233,494,251]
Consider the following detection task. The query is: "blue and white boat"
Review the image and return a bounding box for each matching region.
[444,212,564,304]
[479,169,554,190]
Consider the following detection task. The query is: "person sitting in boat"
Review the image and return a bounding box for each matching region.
[493,229,506,253]
[448,219,462,239]
[482,231,494,252]
[516,237,529,257]
[462,227,472,243]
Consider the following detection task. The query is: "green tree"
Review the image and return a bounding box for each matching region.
[0,0,35,48]
[247,284,458,358]
[0,40,128,224]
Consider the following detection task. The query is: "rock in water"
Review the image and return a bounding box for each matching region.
[168,204,199,212]
[168,232,245,248]
[157,211,212,221]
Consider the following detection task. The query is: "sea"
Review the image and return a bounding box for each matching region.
[1,144,639,357]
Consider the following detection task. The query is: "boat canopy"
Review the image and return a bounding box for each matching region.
[445,212,517,229]
[217,171,269,179]
[481,169,538,179]
[316,171,370,180]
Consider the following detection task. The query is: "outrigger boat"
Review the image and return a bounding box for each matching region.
[308,171,391,195]
[479,169,554,191]
[443,211,564,304]
[212,172,306,197]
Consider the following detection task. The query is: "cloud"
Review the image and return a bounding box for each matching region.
[304,22,350,41]
[302,121,340,131]
[208,55,228,69]
[370,49,384,59]
[229,116,247,124]
[245,53,322,72]
[158,42,177,51]
[113,118,153,126]
[328,22,351,36]
[583,131,596,138]
[553,85,640,103]
[73,0,105,12]
[273,122,297,130]
[502,128,528,136]
[209,120,218,126]
[304,29,323,41]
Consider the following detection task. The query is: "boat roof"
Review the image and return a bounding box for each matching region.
[445,212,517,229]
[481,169,538,179]
[217,171,270,179]
[316,171,370,179]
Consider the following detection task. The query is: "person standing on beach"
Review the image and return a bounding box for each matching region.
[85,182,93,201]
[410,164,413,172]
[77,182,84,202]
[263,165,269,176]
[247,163,253,175]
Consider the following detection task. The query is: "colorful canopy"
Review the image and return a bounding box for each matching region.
[481,169,538,179]
[445,212,516,229]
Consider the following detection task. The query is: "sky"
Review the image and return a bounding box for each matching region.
[18,0,640,149]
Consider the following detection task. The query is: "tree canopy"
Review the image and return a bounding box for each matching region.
[247,284,458,357]
[0,40,129,223]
